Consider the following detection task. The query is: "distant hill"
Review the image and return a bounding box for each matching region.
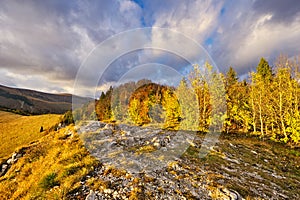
[0,84,92,115]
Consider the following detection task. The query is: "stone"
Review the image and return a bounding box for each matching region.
[220,188,241,200]
[126,137,135,146]
[0,164,8,176]
[108,141,118,148]
[112,191,118,198]
[104,123,114,130]
[161,147,167,152]
[103,188,112,194]
[85,190,96,200]
[102,129,113,136]
[251,150,258,155]
[7,158,13,165]
[15,153,22,159]
[153,141,160,148]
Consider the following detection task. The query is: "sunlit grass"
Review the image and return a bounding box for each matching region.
[0,111,61,159]
[0,125,98,199]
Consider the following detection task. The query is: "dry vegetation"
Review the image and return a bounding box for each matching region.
[0,124,98,199]
[0,111,299,199]
[0,111,61,159]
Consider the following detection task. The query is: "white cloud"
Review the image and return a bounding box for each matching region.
[0,0,142,95]
[152,0,223,42]
[71,25,97,62]
[240,17,300,64]
[1,0,300,96]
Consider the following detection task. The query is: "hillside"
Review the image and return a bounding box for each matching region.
[0,84,92,115]
[0,111,61,160]
[0,119,299,199]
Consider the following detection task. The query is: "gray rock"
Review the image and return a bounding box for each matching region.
[103,188,113,194]
[15,153,22,159]
[101,129,113,136]
[85,190,96,200]
[161,147,167,152]
[104,123,114,130]
[0,164,8,176]
[7,158,13,165]
[12,152,17,160]
[220,188,242,200]
[126,137,135,146]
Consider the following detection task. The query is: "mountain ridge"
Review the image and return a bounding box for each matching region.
[0,84,93,115]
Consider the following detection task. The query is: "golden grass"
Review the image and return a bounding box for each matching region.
[0,125,98,200]
[0,111,22,123]
[0,111,61,159]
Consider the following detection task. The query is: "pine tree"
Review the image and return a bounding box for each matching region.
[225,66,238,87]
[257,57,273,82]
[224,67,239,132]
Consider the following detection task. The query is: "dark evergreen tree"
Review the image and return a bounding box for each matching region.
[256,57,273,82]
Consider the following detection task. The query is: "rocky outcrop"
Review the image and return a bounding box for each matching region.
[71,121,245,199]
[71,121,300,199]
[78,121,195,173]
[0,147,27,176]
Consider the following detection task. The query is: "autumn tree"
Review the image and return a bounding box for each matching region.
[175,78,199,131]
[95,86,113,121]
[249,58,273,136]
[189,63,211,132]
[162,88,181,130]
[270,55,300,143]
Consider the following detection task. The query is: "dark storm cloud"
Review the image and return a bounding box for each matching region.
[253,0,300,23]
[1,0,300,95]
[0,0,142,94]
[99,49,190,84]
[205,0,300,74]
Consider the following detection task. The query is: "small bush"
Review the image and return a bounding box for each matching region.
[39,172,59,189]
[61,111,74,125]
[64,164,81,176]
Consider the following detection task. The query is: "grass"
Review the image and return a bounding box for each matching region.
[186,133,300,199]
[0,113,299,199]
[0,125,98,200]
[0,111,61,159]
[39,172,59,190]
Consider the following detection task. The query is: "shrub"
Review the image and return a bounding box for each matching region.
[61,111,74,125]
[39,172,59,189]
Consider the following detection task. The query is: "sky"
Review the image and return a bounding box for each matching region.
[0,0,300,96]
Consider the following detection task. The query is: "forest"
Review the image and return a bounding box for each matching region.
[92,55,300,145]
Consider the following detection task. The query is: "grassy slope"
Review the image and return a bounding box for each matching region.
[0,111,61,159]
[0,111,98,199]
[0,125,97,200]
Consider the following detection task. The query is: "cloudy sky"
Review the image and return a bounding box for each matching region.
[1,0,300,96]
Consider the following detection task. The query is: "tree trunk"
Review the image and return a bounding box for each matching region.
[251,86,257,133]
[279,92,287,140]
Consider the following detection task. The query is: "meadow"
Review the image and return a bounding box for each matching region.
[0,111,61,159]
[0,111,97,199]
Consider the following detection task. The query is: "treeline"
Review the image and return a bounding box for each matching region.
[94,55,300,144]
[225,55,300,144]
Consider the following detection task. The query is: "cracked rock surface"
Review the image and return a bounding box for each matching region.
[67,121,300,199]
[70,121,300,199]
